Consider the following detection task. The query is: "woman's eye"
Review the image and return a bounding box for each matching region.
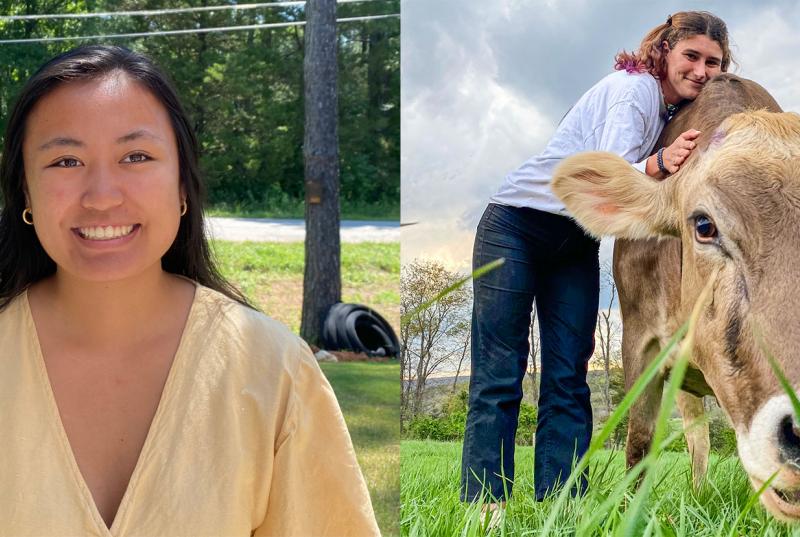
[53,158,81,168]
[123,153,150,163]
[695,215,718,242]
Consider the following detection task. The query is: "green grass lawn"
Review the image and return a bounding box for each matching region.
[324,362,400,536]
[214,240,399,535]
[212,240,399,334]
[401,440,796,536]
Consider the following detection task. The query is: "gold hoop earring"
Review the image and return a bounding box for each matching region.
[22,208,33,225]
[180,201,188,216]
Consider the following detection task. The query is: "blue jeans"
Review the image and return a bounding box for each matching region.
[460,203,599,502]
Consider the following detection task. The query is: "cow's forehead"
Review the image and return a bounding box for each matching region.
[708,111,800,160]
[674,117,800,230]
[686,112,800,190]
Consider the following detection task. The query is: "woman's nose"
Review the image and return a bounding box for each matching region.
[80,163,124,211]
[694,63,709,81]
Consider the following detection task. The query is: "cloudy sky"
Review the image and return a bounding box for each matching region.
[401,0,800,284]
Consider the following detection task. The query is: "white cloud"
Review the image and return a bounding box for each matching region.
[732,5,800,112]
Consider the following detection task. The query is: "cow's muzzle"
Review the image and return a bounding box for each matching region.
[739,395,800,520]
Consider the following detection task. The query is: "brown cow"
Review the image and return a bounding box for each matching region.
[552,74,800,520]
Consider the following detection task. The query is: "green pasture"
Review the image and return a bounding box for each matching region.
[212,240,400,333]
[401,440,796,536]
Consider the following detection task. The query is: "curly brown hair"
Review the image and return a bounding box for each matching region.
[614,11,734,79]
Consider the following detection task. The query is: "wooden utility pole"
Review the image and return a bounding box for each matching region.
[300,0,341,346]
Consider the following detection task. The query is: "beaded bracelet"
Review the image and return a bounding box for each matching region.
[656,147,669,175]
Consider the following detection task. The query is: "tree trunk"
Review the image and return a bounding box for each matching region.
[300,0,341,346]
[451,324,470,392]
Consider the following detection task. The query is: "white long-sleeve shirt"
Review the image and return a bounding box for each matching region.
[491,70,668,215]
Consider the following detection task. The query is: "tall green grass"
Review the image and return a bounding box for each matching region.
[401,441,790,536]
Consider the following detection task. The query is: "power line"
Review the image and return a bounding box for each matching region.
[0,14,399,44]
[0,0,387,21]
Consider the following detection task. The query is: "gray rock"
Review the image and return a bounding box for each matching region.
[314,350,338,363]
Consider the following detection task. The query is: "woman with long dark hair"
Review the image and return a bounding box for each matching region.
[0,45,378,536]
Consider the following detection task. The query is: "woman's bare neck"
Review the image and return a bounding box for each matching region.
[28,267,196,354]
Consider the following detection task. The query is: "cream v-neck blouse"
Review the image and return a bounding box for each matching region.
[0,284,380,536]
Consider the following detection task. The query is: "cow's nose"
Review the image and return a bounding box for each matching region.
[778,415,800,463]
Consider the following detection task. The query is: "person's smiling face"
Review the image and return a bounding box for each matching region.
[22,71,184,283]
[661,34,724,105]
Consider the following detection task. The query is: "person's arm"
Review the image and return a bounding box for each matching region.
[594,100,700,181]
[595,100,649,168]
[253,344,380,537]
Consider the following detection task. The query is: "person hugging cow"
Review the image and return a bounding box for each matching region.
[460,10,732,526]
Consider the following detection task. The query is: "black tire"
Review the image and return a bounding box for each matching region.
[322,302,399,357]
[323,303,360,351]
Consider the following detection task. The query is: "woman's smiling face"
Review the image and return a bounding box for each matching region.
[22,72,184,283]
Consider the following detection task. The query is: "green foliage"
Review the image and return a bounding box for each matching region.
[610,413,628,449]
[406,389,537,446]
[407,389,468,442]
[516,401,538,446]
[664,418,689,452]
[0,0,399,216]
[607,405,738,455]
[407,414,463,443]
[709,411,738,456]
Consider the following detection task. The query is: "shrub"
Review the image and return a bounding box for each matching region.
[664,419,688,452]
[606,408,737,456]
[709,412,737,456]
[516,402,538,446]
[406,389,538,445]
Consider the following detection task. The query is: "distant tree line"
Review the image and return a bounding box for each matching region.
[0,0,399,215]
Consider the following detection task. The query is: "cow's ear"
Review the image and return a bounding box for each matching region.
[552,151,679,239]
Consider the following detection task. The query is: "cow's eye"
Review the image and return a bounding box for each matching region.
[695,215,718,242]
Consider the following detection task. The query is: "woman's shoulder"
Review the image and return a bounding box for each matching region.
[592,69,660,97]
[575,70,661,119]
[0,291,31,330]
[191,283,314,371]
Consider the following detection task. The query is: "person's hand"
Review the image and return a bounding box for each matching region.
[661,129,701,174]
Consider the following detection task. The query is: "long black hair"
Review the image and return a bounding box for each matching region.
[0,44,253,310]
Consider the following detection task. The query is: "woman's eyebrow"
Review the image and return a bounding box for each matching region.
[116,129,164,144]
[37,136,83,151]
[37,129,164,152]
